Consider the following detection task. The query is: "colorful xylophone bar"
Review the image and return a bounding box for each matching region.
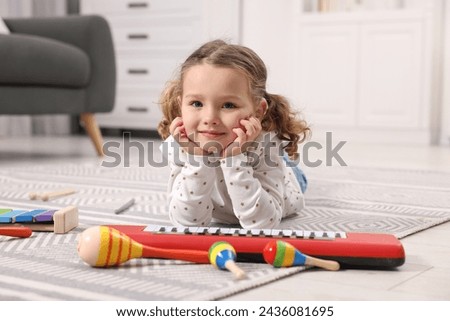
[0,206,78,234]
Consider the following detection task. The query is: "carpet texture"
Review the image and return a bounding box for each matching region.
[1,159,450,300]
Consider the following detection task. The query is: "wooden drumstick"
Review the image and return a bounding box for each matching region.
[40,188,77,201]
[77,226,210,267]
[0,226,33,238]
[208,241,246,279]
[263,240,340,271]
[28,192,39,200]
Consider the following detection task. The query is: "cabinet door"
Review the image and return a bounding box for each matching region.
[297,25,358,126]
[359,22,423,128]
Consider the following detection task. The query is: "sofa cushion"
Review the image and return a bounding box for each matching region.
[0,33,90,88]
[0,18,10,34]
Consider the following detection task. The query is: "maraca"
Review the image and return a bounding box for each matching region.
[77,226,210,267]
[208,241,246,279]
[263,240,340,271]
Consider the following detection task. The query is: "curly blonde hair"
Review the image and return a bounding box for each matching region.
[158,39,310,159]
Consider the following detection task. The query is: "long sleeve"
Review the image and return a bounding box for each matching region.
[220,151,286,229]
[163,136,217,226]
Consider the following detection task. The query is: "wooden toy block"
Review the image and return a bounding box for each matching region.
[53,205,78,234]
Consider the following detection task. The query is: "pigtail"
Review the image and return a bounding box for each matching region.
[157,80,182,140]
[261,93,310,160]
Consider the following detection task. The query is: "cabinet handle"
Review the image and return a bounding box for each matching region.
[128,2,149,9]
[128,69,149,75]
[128,34,149,40]
[127,107,149,113]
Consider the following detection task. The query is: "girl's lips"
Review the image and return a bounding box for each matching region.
[198,131,225,138]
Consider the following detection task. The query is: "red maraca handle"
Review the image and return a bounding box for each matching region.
[0,226,33,238]
[142,245,210,264]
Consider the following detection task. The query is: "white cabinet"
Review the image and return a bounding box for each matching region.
[358,22,423,128]
[297,25,359,127]
[81,0,239,130]
[295,10,433,143]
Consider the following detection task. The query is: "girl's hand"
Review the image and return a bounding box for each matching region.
[222,116,262,158]
[169,117,206,156]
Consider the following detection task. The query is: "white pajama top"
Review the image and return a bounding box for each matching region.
[161,131,305,229]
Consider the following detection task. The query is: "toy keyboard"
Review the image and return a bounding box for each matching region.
[108,225,405,268]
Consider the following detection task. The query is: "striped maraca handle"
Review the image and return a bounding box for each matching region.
[263,240,340,271]
[78,226,209,267]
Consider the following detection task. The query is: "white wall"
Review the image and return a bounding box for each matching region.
[441,0,450,146]
[240,0,296,101]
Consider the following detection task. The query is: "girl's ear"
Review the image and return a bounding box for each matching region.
[255,98,268,120]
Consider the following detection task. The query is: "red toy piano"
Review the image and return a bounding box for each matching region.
[109,225,405,269]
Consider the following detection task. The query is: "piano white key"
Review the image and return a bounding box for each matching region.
[238,229,250,236]
[177,226,189,234]
[262,229,272,237]
[196,227,208,234]
[157,225,167,233]
[250,229,263,236]
[207,227,220,235]
[303,230,313,238]
[230,228,241,235]
[167,226,178,233]
[144,225,159,232]
[293,230,304,238]
[187,227,199,234]
[312,231,331,240]
[309,231,320,238]
[270,229,283,237]
[282,230,293,237]
[336,231,347,238]
[220,228,232,235]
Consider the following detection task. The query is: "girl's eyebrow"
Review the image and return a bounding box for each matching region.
[219,94,244,101]
[184,94,244,101]
[184,94,204,100]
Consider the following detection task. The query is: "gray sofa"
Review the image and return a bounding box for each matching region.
[0,15,116,156]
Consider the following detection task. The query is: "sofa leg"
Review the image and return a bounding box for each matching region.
[80,113,104,157]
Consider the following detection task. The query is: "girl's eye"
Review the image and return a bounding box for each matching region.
[223,102,236,109]
[190,101,203,108]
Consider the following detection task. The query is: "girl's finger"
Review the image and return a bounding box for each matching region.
[169,117,183,135]
[240,118,257,138]
[246,117,262,139]
[249,116,261,128]
[233,127,246,144]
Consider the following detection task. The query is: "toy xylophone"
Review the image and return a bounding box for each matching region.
[107,225,406,269]
[0,206,78,234]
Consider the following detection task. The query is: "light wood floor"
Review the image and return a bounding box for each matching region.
[1,134,449,300]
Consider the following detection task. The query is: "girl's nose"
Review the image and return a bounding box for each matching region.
[202,106,219,125]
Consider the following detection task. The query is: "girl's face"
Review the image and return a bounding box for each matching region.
[180,64,262,153]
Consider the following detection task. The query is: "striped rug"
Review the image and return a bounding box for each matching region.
[1,158,449,300]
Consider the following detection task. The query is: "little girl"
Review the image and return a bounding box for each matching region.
[158,40,310,229]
